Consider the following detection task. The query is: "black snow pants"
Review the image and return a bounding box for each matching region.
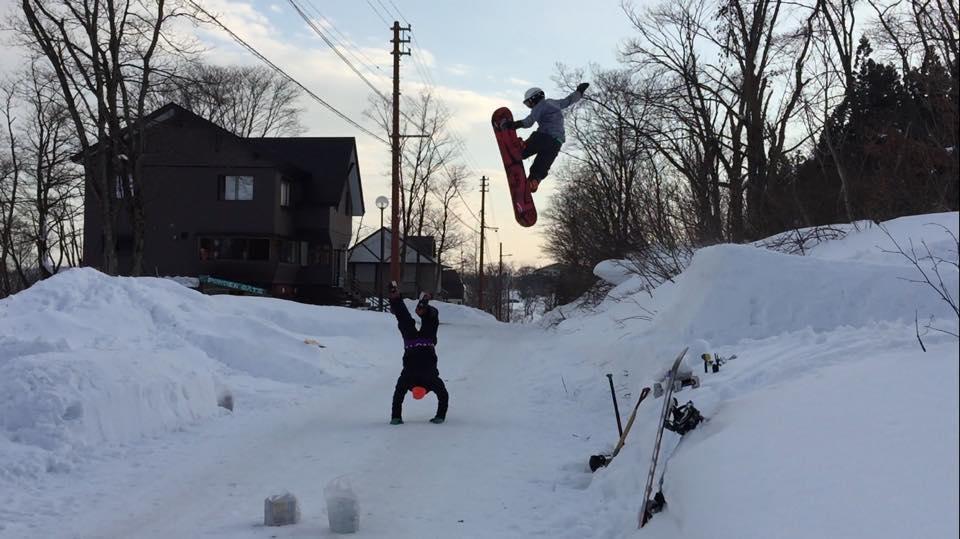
[522,131,562,182]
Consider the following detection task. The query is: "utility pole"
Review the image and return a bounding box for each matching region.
[478,176,488,310]
[497,242,503,320]
[498,242,513,322]
[390,20,411,285]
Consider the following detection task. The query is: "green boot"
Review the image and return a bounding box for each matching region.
[390,417,403,425]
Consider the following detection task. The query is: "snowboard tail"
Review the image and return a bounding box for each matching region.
[491,107,537,227]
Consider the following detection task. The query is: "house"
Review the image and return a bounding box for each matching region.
[80,103,364,304]
[348,228,441,300]
[440,268,465,304]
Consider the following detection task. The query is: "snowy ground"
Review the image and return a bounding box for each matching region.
[1,212,957,538]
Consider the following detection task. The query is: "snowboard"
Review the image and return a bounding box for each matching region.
[639,347,689,527]
[491,107,537,227]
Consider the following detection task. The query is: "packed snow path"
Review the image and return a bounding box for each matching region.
[5,314,588,538]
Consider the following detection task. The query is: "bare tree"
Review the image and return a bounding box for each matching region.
[150,62,305,137]
[366,89,461,287]
[16,62,84,277]
[427,163,468,292]
[1,85,26,294]
[18,0,193,275]
[867,0,958,80]
[621,0,728,243]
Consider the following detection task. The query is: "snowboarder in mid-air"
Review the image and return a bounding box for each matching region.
[499,82,589,193]
[388,282,448,425]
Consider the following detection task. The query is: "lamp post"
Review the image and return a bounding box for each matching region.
[375,196,389,311]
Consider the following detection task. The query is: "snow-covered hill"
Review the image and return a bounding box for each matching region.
[1,212,957,538]
[536,212,959,538]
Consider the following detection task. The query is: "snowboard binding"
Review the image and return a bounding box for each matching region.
[702,352,737,373]
[664,398,702,435]
[653,375,700,398]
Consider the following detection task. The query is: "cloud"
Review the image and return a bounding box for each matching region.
[445,63,471,77]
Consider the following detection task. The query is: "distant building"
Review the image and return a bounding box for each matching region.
[348,228,439,299]
[440,268,465,304]
[80,103,364,304]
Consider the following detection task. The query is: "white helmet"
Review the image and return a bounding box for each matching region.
[523,87,545,106]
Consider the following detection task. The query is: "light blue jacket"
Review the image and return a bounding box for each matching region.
[517,90,582,143]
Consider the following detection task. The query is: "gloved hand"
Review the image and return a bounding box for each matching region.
[576,82,589,94]
[500,119,522,130]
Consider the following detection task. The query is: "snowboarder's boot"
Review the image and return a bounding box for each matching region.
[390,417,403,425]
[429,416,445,424]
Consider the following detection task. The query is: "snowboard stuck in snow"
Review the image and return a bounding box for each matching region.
[639,347,689,527]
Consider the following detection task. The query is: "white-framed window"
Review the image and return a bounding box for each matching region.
[280,180,291,207]
[222,175,254,200]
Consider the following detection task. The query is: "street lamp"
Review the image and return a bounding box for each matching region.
[375,196,389,311]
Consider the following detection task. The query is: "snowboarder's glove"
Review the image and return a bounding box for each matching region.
[500,119,522,130]
[576,82,589,94]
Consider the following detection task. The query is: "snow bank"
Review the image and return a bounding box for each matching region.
[0,268,401,481]
[553,212,959,346]
[539,212,959,538]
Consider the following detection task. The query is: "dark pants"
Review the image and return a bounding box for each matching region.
[523,132,562,181]
[392,370,449,419]
[523,131,560,180]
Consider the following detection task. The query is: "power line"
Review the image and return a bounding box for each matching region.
[385,0,410,26]
[287,0,391,102]
[378,1,487,227]
[300,0,388,80]
[365,0,391,26]
[188,0,387,145]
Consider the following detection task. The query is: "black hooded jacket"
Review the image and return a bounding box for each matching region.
[390,297,439,374]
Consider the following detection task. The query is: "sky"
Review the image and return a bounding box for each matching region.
[0,0,642,267]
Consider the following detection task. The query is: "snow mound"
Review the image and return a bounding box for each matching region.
[554,212,959,347]
[647,242,957,344]
[0,268,410,481]
[593,259,637,285]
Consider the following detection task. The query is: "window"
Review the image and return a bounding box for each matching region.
[280,240,299,264]
[199,238,269,261]
[222,175,254,200]
[280,180,291,207]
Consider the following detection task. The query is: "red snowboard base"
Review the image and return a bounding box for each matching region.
[491,107,537,227]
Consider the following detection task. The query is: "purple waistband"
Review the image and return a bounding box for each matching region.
[404,338,436,350]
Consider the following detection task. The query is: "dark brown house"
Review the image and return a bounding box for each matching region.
[82,103,365,304]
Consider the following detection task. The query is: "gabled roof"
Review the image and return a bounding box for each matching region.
[246,137,364,214]
[349,228,437,264]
